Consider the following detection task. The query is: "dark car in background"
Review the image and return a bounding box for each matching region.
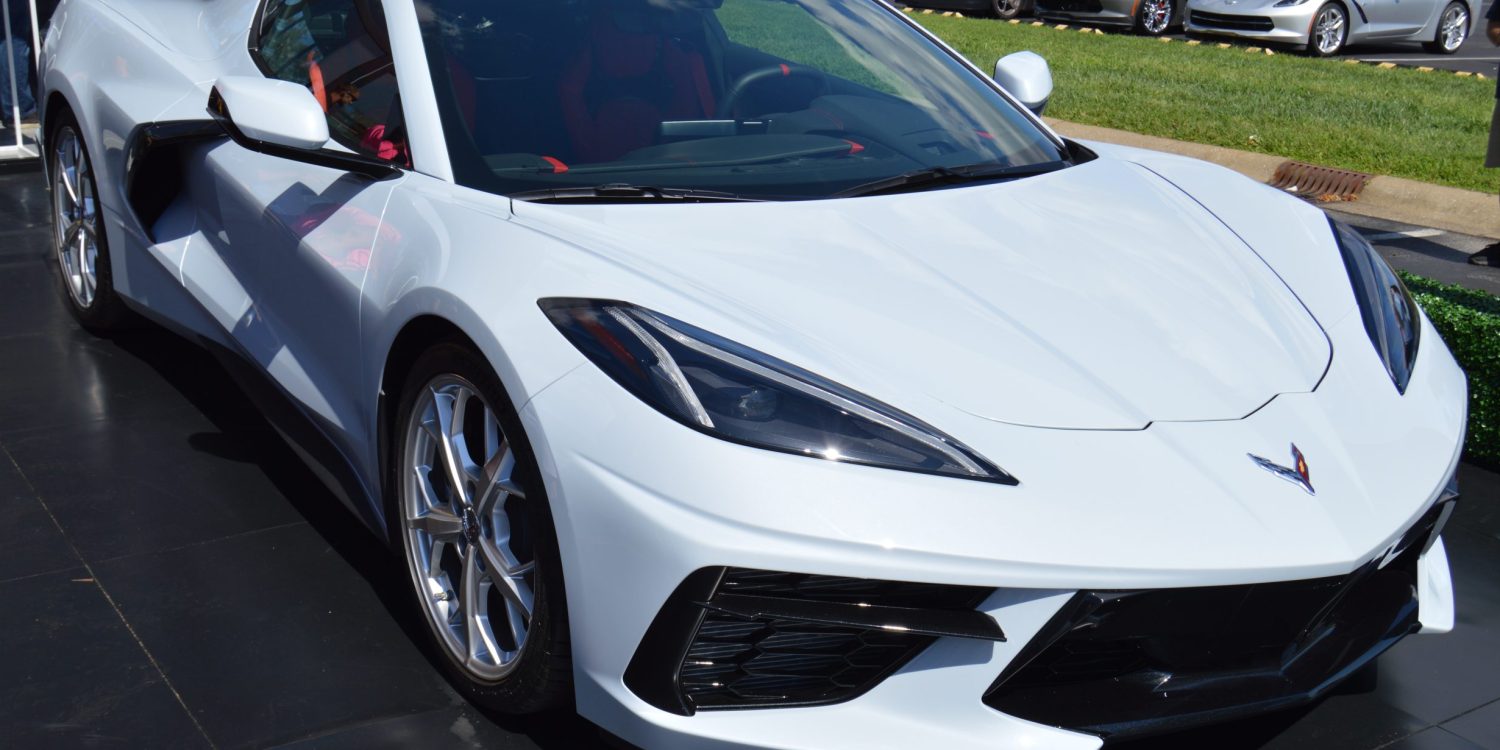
[1033,0,1179,34]
[902,0,1034,20]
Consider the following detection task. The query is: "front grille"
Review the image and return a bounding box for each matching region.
[625,568,994,714]
[1189,10,1276,30]
[1038,0,1105,13]
[984,499,1453,740]
[681,616,921,707]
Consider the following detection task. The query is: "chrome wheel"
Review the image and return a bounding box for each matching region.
[402,375,535,682]
[1438,4,1468,52]
[1312,4,1346,55]
[52,126,99,310]
[1139,0,1172,34]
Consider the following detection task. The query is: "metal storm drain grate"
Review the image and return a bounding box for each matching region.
[1268,161,1372,202]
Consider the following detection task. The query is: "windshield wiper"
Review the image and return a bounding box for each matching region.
[509,184,759,203]
[832,161,1069,199]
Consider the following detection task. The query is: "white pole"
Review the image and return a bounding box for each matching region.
[2,0,21,146]
[25,0,36,154]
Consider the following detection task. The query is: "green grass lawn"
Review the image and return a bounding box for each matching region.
[916,14,1499,193]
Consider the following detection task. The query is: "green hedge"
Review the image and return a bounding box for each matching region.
[1400,273,1500,469]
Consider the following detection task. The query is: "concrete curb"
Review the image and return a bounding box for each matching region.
[1047,119,1500,241]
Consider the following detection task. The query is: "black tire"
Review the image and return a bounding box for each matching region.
[1135,0,1175,34]
[1306,2,1348,56]
[1421,0,1469,54]
[391,341,571,714]
[992,0,1030,19]
[47,109,132,334]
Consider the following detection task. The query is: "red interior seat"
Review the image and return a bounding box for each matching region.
[558,9,716,164]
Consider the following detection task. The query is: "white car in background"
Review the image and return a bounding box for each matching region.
[38,0,1466,746]
[1186,0,1476,56]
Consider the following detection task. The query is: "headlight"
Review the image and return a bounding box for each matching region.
[540,299,1016,484]
[1331,219,1420,393]
[1273,0,1311,7]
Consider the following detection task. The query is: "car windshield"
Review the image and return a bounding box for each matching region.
[416,0,1068,200]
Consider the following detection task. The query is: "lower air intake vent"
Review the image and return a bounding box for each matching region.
[983,498,1454,740]
[625,568,997,715]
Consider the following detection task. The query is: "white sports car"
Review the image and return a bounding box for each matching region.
[38,0,1466,746]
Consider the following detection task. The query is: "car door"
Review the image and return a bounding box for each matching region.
[180,0,408,459]
[1355,0,1431,36]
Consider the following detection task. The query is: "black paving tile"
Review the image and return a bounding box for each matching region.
[1442,700,1500,748]
[4,409,309,561]
[0,251,75,340]
[1373,526,1500,725]
[1379,727,1488,750]
[0,331,205,438]
[93,522,457,749]
[0,173,51,247]
[269,707,548,750]
[0,444,81,582]
[1451,463,1500,545]
[1113,691,1430,750]
[0,568,209,749]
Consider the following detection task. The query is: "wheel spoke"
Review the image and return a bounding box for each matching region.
[62,221,81,258]
[431,390,468,499]
[431,388,484,506]
[409,504,464,539]
[484,537,535,618]
[77,230,94,305]
[503,596,529,651]
[476,446,523,517]
[460,546,486,665]
[427,536,449,579]
[57,144,79,205]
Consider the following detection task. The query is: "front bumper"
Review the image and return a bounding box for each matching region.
[1184,1,1318,44]
[520,308,1466,748]
[1034,0,1138,26]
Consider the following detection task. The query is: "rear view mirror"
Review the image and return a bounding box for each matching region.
[993,51,1053,116]
[207,76,399,180]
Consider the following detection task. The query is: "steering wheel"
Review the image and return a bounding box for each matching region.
[716,64,830,119]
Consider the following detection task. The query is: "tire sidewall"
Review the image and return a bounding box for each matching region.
[389,342,571,713]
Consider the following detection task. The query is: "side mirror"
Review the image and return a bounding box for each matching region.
[209,77,329,150]
[993,51,1053,117]
[208,76,400,179]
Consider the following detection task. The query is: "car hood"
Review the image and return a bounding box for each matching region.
[515,157,1331,430]
[1188,0,1296,12]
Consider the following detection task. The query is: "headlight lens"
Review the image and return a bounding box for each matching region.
[1331,219,1420,393]
[540,299,1015,484]
[1273,0,1310,7]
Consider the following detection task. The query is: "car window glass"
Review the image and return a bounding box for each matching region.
[713,0,899,97]
[255,0,411,166]
[417,0,1064,200]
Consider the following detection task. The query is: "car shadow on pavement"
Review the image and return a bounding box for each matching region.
[106,325,624,749]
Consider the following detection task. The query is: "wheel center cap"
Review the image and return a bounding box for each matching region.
[462,508,480,544]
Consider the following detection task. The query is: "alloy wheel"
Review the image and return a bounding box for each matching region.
[1139,0,1172,34]
[402,375,536,682]
[1439,5,1468,52]
[1313,5,1346,55]
[52,126,99,310]
[992,0,1023,18]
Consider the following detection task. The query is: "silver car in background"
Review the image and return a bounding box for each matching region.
[1185,0,1477,55]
